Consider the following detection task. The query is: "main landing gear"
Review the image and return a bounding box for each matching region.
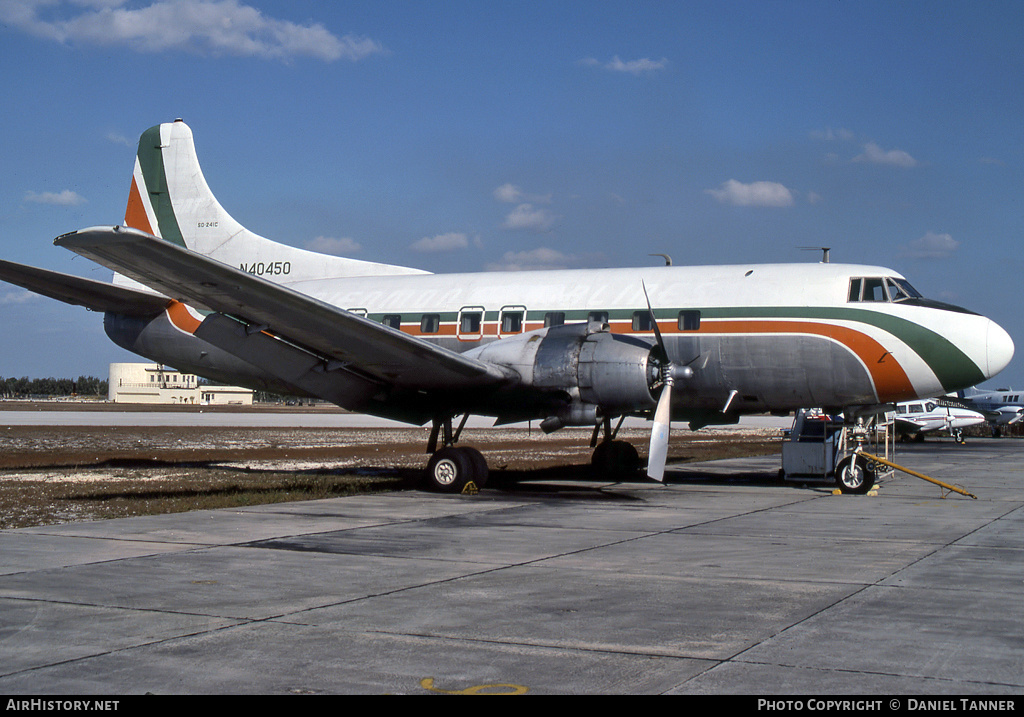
[423,415,489,493]
[589,415,641,480]
[421,413,644,492]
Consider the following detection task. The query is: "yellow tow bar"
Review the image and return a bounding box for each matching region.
[857,450,977,499]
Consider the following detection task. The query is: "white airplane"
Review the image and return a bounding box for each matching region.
[955,387,1024,437]
[893,400,986,443]
[0,120,1014,491]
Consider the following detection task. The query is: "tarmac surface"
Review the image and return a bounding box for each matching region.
[1,429,1022,695]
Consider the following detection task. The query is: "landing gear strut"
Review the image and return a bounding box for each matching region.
[423,415,489,493]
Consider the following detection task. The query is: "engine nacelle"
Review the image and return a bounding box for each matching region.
[465,321,659,420]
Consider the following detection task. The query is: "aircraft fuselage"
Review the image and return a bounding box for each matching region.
[114,260,1010,427]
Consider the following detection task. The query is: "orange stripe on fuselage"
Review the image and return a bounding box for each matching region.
[124,176,154,234]
[166,301,201,334]
[608,318,915,403]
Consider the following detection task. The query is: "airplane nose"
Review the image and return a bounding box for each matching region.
[986,319,1014,379]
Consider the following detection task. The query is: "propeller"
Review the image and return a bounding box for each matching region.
[643,282,674,482]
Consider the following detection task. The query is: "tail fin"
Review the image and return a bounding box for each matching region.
[123,120,426,280]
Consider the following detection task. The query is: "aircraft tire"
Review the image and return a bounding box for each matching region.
[835,455,875,495]
[460,446,489,489]
[591,440,640,480]
[425,447,474,493]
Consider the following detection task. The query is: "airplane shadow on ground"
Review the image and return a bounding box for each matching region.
[55,456,831,508]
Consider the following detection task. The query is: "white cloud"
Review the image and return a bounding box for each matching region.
[810,127,856,142]
[0,289,38,306]
[902,232,959,260]
[705,179,795,208]
[580,55,668,75]
[493,183,552,205]
[23,189,86,206]
[305,236,361,255]
[0,0,385,62]
[410,232,473,252]
[493,183,523,203]
[853,142,918,168]
[501,203,557,232]
[486,247,577,272]
[106,131,134,147]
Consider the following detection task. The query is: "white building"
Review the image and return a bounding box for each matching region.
[108,363,253,405]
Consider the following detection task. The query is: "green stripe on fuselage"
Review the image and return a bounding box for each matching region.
[365,304,984,392]
[696,306,985,392]
[136,125,185,248]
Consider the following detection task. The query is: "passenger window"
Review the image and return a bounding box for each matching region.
[678,310,701,331]
[460,312,481,333]
[588,311,609,324]
[420,314,440,333]
[544,312,565,327]
[501,311,523,333]
[382,314,402,329]
[632,311,655,332]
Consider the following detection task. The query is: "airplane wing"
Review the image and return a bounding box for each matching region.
[893,415,929,434]
[0,258,169,316]
[55,226,514,392]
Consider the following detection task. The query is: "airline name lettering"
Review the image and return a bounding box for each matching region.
[240,261,292,276]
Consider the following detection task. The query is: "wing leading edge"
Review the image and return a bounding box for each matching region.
[55,226,515,394]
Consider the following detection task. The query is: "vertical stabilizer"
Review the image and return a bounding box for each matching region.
[123,120,427,281]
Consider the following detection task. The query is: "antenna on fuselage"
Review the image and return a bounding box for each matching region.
[798,247,831,263]
[649,253,673,266]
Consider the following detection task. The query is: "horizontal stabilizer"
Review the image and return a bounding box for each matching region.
[0,258,168,316]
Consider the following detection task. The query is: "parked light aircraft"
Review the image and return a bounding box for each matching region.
[893,400,985,443]
[0,120,1014,491]
[955,387,1024,437]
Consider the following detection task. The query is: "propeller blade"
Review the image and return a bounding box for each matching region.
[647,381,672,481]
[642,280,674,482]
[642,280,666,353]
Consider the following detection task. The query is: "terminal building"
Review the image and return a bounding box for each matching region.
[108,363,253,405]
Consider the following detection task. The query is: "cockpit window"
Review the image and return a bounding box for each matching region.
[863,278,887,302]
[887,278,922,302]
[848,276,924,303]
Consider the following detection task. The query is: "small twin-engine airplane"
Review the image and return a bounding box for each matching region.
[0,120,1014,490]
[893,400,986,443]
[955,387,1024,437]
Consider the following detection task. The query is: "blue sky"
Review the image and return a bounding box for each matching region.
[1,0,1022,389]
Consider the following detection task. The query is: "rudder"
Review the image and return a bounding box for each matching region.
[122,120,426,280]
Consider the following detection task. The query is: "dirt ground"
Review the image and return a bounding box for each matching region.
[0,411,783,529]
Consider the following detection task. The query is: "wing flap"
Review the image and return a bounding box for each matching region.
[0,258,168,316]
[56,226,513,391]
